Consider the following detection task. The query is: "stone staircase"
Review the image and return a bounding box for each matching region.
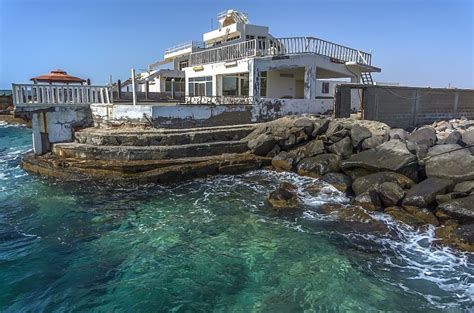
[22,124,271,183]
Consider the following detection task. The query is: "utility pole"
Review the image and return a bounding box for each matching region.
[131,68,137,106]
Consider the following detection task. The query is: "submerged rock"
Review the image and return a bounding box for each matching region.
[267,182,298,210]
[402,177,454,208]
[384,206,438,227]
[435,223,474,252]
[296,154,341,178]
[351,171,414,196]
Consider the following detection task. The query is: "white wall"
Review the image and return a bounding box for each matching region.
[266,68,305,99]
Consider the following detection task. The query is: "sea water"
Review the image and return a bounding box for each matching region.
[0,121,473,312]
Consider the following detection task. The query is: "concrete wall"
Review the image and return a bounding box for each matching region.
[336,84,474,129]
[91,98,330,129]
[25,105,92,154]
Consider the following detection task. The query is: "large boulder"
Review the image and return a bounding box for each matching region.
[341,140,418,180]
[425,144,474,182]
[312,118,330,137]
[296,154,341,178]
[301,139,325,157]
[407,126,437,147]
[352,171,415,195]
[327,136,353,159]
[377,182,405,207]
[350,125,372,148]
[438,195,474,221]
[461,129,474,146]
[248,133,276,156]
[454,181,474,194]
[435,192,469,204]
[361,136,385,150]
[325,121,348,142]
[389,128,409,141]
[402,177,454,208]
[321,172,352,193]
[272,151,295,171]
[267,182,299,210]
[293,117,314,135]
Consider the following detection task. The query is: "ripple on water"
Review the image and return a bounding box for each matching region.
[0,124,473,312]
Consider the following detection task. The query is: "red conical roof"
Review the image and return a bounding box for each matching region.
[30,69,86,83]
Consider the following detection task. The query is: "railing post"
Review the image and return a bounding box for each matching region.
[131,68,137,106]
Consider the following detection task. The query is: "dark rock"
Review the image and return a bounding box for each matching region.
[248,133,276,156]
[377,182,405,207]
[454,180,474,194]
[384,206,438,227]
[352,171,414,196]
[425,144,474,182]
[267,182,298,209]
[266,145,281,157]
[312,119,330,137]
[444,131,462,144]
[407,126,437,147]
[296,154,341,178]
[327,136,353,159]
[321,172,352,193]
[438,195,474,221]
[361,136,385,150]
[341,140,417,180]
[454,224,474,245]
[436,192,469,204]
[278,133,296,150]
[319,203,379,224]
[461,129,474,147]
[353,190,383,211]
[351,125,372,147]
[402,177,454,208]
[343,167,374,181]
[272,151,295,171]
[389,128,409,141]
[301,139,325,157]
[293,117,314,135]
[406,141,429,160]
[435,222,474,252]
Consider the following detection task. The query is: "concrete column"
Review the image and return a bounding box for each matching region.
[249,59,260,98]
[304,65,317,100]
[31,113,43,155]
[212,74,218,98]
[351,75,360,83]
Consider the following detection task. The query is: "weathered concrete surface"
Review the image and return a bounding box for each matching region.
[75,124,256,146]
[21,152,270,184]
[53,140,250,161]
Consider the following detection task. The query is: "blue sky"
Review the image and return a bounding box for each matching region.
[0,0,473,89]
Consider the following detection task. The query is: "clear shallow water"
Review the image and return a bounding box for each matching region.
[0,121,473,312]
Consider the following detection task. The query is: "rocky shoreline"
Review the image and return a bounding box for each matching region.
[245,115,474,252]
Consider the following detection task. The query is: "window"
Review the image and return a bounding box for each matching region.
[221,73,249,96]
[321,82,330,94]
[260,71,267,97]
[188,76,213,96]
[178,60,189,70]
[246,35,255,40]
[165,78,185,92]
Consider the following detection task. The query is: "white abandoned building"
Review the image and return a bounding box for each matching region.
[136,9,380,112]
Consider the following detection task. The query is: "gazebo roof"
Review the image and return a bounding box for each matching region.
[30,69,86,83]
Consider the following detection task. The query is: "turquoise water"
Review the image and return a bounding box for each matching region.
[1,122,473,312]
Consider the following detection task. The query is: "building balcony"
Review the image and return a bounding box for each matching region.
[164,41,205,60]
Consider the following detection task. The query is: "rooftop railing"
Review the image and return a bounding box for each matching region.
[189,37,372,66]
[12,84,112,106]
[164,41,205,56]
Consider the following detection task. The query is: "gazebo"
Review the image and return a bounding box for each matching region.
[30,69,87,85]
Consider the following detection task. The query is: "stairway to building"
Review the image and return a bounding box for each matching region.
[22,123,270,183]
[361,72,374,85]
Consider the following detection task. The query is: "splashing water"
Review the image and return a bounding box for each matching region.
[0,123,472,312]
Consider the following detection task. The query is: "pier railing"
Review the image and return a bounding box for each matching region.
[189,37,372,66]
[12,84,112,106]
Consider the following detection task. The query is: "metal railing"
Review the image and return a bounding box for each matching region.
[164,41,205,56]
[184,95,256,105]
[189,37,372,66]
[190,40,258,66]
[12,84,112,106]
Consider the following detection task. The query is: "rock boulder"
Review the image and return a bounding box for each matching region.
[267,182,299,210]
[352,171,414,196]
[402,177,454,208]
[425,144,474,182]
[296,154,341,178]
[438,195,474,221]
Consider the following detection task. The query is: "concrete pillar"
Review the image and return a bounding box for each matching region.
[31,113,43,155]
[304,65,317,100]
[351,75,360,83]
[248,59,260,99]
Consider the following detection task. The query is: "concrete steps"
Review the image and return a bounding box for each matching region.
[52,140,250,161]
[74,124,256,146]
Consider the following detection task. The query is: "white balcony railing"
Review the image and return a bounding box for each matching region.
[12,84,112,106]
[164,41,205,56]
[190,37,372,66]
